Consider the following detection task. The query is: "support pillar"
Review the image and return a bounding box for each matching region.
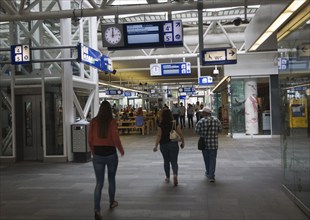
[244,79,258,135]
[60,0,74,161]
[162,85,168,107]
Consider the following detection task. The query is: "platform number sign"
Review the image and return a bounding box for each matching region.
[11,44,31,64]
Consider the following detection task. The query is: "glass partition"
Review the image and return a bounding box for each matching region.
[230,79,245,133]
[279,20,310,213]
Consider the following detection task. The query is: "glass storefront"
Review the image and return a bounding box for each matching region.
[279,20,310,215]
[214,77,271,135]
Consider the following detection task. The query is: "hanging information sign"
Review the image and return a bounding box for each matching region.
[201,48,237,65]
[150,62,191,76]
[11,44,31,64]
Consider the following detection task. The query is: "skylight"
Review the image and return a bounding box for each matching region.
[111,0,148,5]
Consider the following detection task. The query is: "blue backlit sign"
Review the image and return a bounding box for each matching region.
[199,76,213,85]
[106,90,123,95]
[101,55,113,73]
[150,62,191,76]
[77,43,112,72]
[11,44,31,65]
[77,43,101,69]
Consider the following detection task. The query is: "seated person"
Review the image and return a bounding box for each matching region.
[120,111,130,134]
[135,115,144,134]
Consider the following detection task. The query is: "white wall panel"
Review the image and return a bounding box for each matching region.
[224,52,278,76]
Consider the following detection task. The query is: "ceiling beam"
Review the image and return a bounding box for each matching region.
[0,0,263,22]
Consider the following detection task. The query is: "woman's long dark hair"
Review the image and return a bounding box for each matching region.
[95,100,113,138]
[160,108,173,126]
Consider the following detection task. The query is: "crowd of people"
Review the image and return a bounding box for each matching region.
[87,101,222,220]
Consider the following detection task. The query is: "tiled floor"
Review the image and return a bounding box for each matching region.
[0,128,309,220]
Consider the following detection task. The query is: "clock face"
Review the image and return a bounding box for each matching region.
[152,65,160,74]
[150,64,161,76]
[104,26,122,45]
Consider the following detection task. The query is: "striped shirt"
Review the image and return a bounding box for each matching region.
[195,116,222,149]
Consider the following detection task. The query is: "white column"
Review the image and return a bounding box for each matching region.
[89,16,99,115]
[244,79,258,135]
[162,85,168,107]
[60,0,74,161]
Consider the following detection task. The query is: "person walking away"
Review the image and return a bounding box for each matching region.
[187,103,194,128]
[195,107,221,183]
[153,108,184,186]
[171,103,180,126]
[88,101,125,220]
[194,101,200,123]
[179,102,186,129]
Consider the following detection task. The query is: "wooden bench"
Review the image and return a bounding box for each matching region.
[118,125,145,135]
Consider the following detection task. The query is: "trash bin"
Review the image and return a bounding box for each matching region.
[71,119,91,162]
[262,111,271,131]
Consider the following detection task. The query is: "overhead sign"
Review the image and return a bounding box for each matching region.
[199,76,213,85]
[201,48,237,65]
[106,89,123,95]
[101,55,113,72]
[150,62,191,76]
[77,43,112,72]
[77,43,101,69]
[278,58,289,70]
[11,44,31,64]
[298,43,310,58]
[103,20,183,50]
[178,87,195,93]
[123,91,133,97]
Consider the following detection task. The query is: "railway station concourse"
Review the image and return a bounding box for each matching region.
[0,0,309,219]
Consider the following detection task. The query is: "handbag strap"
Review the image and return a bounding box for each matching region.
[172,120,176,130]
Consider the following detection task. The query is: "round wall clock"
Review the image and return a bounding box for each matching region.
[104,26,122,45]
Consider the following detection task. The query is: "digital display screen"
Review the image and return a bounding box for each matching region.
[105,20,183,50]
[125,22,163,48]
[127,23,160,44]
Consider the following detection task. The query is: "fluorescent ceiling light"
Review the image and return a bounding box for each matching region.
[277,3,310,41]
[249,0,306,51]
[211,76,229,93]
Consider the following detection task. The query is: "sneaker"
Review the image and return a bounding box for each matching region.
[209,178,215,183]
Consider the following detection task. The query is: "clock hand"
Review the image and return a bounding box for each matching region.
[112,28,114,37]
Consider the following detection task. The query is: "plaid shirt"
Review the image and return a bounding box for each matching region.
[195,116,222,149]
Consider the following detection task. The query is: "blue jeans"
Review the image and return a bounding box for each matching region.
[202,149,217,179]
[92,153,118,212]
[160,142,179,178]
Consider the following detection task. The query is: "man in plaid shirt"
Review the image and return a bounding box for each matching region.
[195,107,222,182]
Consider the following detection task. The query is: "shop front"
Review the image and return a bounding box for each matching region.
[212,53,281,137]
